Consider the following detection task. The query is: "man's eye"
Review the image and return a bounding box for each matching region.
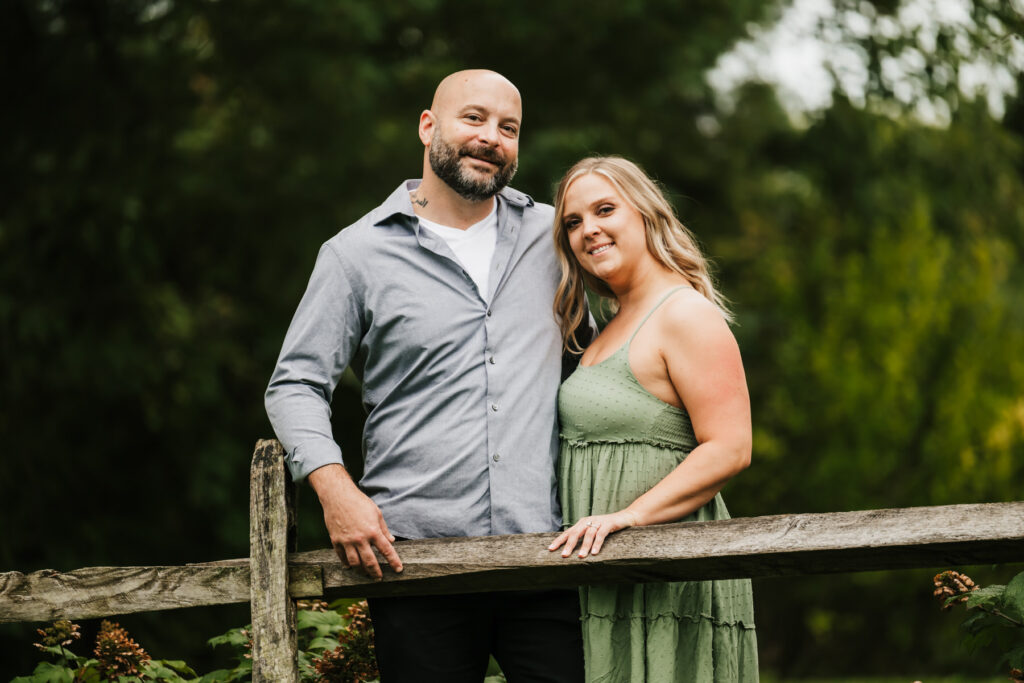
[466,114,481,122]
[502,125,518,135]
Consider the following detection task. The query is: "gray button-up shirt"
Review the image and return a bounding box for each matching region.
[265,180,565,539]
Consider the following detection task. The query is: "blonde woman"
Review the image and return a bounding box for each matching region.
[548,156,758,681]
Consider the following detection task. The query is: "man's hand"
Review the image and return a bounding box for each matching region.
[308,464,403,580]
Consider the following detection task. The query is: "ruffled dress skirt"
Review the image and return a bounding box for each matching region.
[560,438,759,682]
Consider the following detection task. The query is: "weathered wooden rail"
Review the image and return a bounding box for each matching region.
[2,439,1023,680]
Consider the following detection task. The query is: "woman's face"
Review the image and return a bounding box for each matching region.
[561,173,649,285]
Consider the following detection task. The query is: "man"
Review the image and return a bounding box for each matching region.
[265,70,585,682]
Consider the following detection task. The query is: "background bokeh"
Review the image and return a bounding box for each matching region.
[2,0,1023,678]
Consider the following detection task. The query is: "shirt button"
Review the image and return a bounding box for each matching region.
[493,453,501,462]
[486,310,492,317]
[488,356,496,364]
[491,403,499,411]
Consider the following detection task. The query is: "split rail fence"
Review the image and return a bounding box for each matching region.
[2,439,1023,681]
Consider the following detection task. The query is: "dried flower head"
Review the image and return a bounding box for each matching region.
[311,600,378,682]
[33,620,81,651]
[94,620,151,678]
[239,627,254,660]
[932,570,977,609]
[1010,668,1023,683]
[298,599,331,612]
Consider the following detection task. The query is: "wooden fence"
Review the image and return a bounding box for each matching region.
[2,438,1023,680]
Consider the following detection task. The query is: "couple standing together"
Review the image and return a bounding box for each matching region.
[266,69,758,682]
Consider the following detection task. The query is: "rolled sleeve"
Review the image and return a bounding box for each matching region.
[265,243,364,482]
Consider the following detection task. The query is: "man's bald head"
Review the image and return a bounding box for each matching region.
[417,69,522,203]
[430,70,522,119]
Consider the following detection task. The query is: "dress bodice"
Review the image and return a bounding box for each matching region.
[558,286,696,451]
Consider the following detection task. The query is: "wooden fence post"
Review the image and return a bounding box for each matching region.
[249,439,298,682]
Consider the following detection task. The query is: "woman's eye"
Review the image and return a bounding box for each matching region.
[598,205,614,215]
[564,219,580,230]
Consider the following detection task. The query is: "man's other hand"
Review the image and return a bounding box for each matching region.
[308,463,404,580]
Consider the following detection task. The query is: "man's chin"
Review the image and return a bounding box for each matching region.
[461,158,500,175]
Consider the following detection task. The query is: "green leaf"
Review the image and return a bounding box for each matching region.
[207,626,252,649]
[306,635,341,652]
[297,650,317,680]
[296,609,344,637]
[159,660,197,677]
[1002,570,1024,620]
[73,662,102,683]
[960,609,1003,636]
[1005,644,1024,669]
[196,659,252,683]
[141,659,198,681]
[964,584,1006,609]
[12,661,75,683]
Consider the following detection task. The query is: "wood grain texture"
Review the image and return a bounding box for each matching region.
[288,501,1024,598]
[249,439,299,682]
[0,562,321,623]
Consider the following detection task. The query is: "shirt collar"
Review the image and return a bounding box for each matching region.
[371,180,534,227]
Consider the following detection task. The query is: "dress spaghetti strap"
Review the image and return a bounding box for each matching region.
[627,285,691,345]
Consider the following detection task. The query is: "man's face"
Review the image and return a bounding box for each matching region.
[429,123,518,201]
[426,74,521,201]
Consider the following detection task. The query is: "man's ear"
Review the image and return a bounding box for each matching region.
[418,110,435,147]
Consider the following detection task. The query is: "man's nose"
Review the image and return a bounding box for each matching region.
[476,121,500,145]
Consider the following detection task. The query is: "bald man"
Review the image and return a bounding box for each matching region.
[266,70,586,681]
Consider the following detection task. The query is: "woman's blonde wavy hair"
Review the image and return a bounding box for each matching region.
[552,156,732,353]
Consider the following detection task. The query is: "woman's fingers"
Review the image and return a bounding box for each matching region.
[577,523,600,557]
[551,514,634,558]
[547,530,570,551]
[589,528,610,557]
[559,523,589,557]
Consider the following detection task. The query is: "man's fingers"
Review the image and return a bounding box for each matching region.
[374,535,404,573]
[356,542,383,580]
[340,543,360,570]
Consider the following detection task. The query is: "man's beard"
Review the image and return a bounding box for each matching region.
[429,130,518,202]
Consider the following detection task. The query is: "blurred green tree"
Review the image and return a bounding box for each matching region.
[1,0,1021,677]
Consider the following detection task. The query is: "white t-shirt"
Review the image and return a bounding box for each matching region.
[418,203,499,302]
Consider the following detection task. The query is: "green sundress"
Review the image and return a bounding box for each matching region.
[558,287,759,682]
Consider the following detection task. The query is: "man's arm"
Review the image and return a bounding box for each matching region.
[265,243,402,579]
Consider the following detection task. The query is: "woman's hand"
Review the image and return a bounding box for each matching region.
[548,510,640,558]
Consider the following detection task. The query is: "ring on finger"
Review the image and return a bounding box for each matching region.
[585,521,599,528]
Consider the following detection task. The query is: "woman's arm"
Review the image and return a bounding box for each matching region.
[550,295,752,558]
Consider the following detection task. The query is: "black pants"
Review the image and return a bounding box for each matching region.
[367,589,585,683]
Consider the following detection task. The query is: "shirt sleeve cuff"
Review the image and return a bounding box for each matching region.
[286,440,344,483]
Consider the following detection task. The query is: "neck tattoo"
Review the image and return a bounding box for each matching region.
[410,192,429,208]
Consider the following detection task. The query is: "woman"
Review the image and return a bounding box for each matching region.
[548,156,758,682]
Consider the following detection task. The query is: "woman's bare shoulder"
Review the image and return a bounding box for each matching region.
[657,288,731,338]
